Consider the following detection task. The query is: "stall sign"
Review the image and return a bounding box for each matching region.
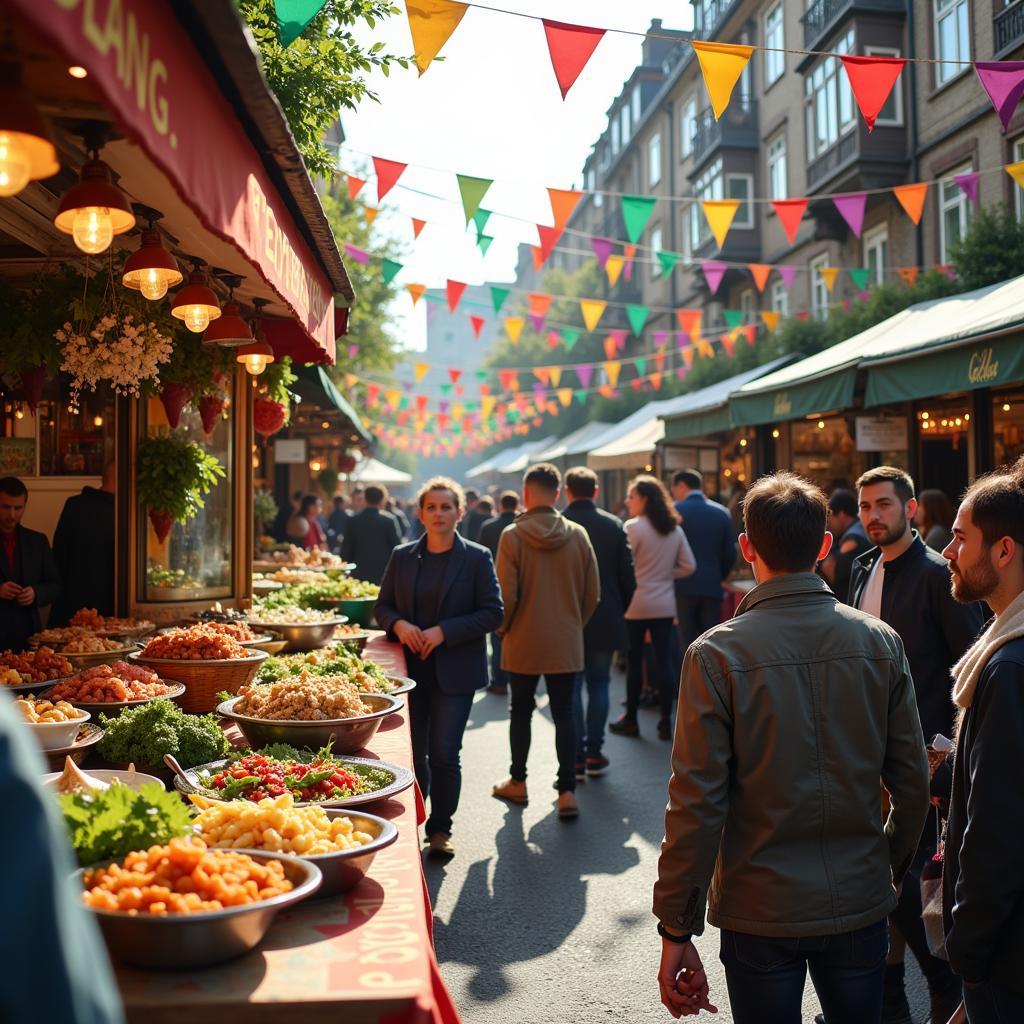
[0,439,36,476]
[273,438,307,464]
[855,417,908,452]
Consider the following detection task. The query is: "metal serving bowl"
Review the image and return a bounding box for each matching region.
[216,693,402,754]
[306,810,398,897]
[242,618,348,652]
[76,850,322,970]
[332,629,373,655]
[386,675,416,696]
[38,680,186,717]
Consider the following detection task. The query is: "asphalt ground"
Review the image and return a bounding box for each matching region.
[422,669,930,1024]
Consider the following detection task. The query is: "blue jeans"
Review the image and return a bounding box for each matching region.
[573,649,612,759]
[407,673,474,836]
[489,633,507,687]
[964,981,1024,1023]
[720,919,888,1024]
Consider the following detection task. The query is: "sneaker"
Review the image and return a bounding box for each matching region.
[486,684,507,695]
[425,832,455,858]
[557,791,578,819]
[608,715,639,737]
[585,755,610,776]
[492,777,528,804]
[574,760,587,781]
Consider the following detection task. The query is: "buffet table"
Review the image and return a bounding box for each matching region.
[112,637,460,1024]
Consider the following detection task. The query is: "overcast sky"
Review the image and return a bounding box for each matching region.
[341,2,692,353]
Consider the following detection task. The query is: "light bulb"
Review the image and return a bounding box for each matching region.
[242,353,270,375]
[182,305,211,333]
[71,206,114,254]
[0,133,31,197]
[93,415,103,427]
[139,268,168,301]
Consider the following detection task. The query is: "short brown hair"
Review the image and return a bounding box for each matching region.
[856,465,915,505]
[523,462,560,494]
[564,466,598,499]
[961,455,1024,548]
[364,484,388,505]
[417,475,465,511]
[743,472,827,572]
[499,490,519,511]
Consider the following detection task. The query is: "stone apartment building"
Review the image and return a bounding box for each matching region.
[544,1,1024,342]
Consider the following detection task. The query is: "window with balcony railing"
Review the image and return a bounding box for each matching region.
[804,29,855,162]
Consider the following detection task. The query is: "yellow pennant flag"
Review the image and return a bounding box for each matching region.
[1005,160,1024,190]
[760,310,781,332]
[504,316,525,343]
[452,403,464,420]
[549,366,563,388]
[603,360,621,388]
[385,389,401,407]
[406,0,469,76]
[364,206,378,226]
[702,199,740,248]
[579,298,607,332]
[557,387,573,408]
[344,373,359,389]
[698,339,715,359]
[692,41,754,120]
[414,362,430,383]
[481,395,496,420]
[606,254,625,286]
[820,266,840,293]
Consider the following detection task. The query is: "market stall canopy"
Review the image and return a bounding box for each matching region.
[500,437,557,476]
[347,457,412,485]
[534,422,613,462]
[583,401,669,469]
[465,452,502,480]
[292,365,370,445]
[3,0,353,364]
[661,357,796,440]
[588,415,665,470]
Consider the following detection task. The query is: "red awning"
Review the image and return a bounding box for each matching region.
[10,0,340,363]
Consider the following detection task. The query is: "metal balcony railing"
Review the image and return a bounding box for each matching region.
[995,0,1024,57]
[691,97,759,165]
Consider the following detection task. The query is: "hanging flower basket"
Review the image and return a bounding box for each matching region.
[18,364,48,414]
[198,394,228,435]
[338,452,358,474]
[254,397,287,438]
[159,381,194,429]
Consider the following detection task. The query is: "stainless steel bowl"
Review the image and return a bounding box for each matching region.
[242,618,349,652]
[216,693,402,753]
[306,810,398,897]
[386,675,416,696]
[333,629,372,655]
[76,850,322,969]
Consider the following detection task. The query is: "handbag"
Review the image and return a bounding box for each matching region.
[921,813,948,960]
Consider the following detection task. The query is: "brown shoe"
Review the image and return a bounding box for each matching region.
[425,832,455,858]
[557,791,578,819]
[492,778,528,804]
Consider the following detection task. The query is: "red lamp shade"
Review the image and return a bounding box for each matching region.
[54,158,135,254]
[171,269,222,333]
[203,301,253,347]
[237,339,275,376]
[0,62,59,197]
[122,229,182,300]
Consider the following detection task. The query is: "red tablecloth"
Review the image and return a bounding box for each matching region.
[113,637,460,1024]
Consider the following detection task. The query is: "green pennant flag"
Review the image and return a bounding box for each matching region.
[621,195,657,243]
[273,0,327,47]
[473,208,492,237]
[475,370,489,382]
[491,286,510,314]
[849,267,871,291]
[440,383,453,395]
[452,423,462,434]
[398,396,410,410]
[381,258,403,284]
[573,389,588,404]
[657,250,680,276]
[457,174,493,225]
[635,357,647,377]
[723,309,743,329]
[626,304,649,336]
[477,234,493,256]
[562,328,580,350]
[507,409,520,422]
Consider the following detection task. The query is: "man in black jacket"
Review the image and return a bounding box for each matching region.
[942,455,1024,1022]
[563,467,635,777]
[457,489,489,544]
[0,477,60,652]
[849,466,985,1024]
[478,492,518,695]
[340,484,402,585]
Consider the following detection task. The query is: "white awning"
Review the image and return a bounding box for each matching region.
[587,416,665,470]
[348,457,412,484]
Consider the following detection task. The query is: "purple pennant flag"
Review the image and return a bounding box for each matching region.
[652,330,670,347]
[778,265,797,289]
[403,381,414,392]
[833,192,867,238]
[676,365,688,381]
[439,401,449,413]
[975,62,1024,132]
[591,236,614,268]
[529,313,547,333]
[533,382,546,402]
[858,290,871,302]
[610,329,628,352]
[954,171,980,205]
[702,260,727,295]
[575,364,594,388]
[343,243,370,265]
[676,331,689,348]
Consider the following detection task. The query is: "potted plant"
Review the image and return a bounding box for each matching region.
[317,467,340,498]
[152,331,234,431]
[253,356,297,438]
[136,432,226,543]
[253,488,279,542]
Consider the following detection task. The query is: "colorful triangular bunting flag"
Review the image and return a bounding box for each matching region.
[580,298,607,332]
[840,54,905,132]
[346,175,366,201]
[893,183,928,225]
[372,157,407,200]
[772,198,807,245]
[657,250,680,276]
[381,258,402,284]
[446,279,467,312]
[490,286,510,314]
[605,254,625,286]
[975,61,1024,132]
[691,41,754,119]
[406,0,468,75]
[748,263,771,291]
[621,195,657,244]
[626,304,649,336]
[542,19,606,99]
[456,174,493,225]
[833,192,867,237]
[702,199,740,248]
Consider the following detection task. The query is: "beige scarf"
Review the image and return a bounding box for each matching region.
[951,588,1024,709]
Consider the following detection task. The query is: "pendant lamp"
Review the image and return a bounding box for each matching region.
[236,301,274,375]
[171,266,221,333]
[54,153,135,254]
[0,62,59,197]
[122,220,182,301]
[203,275,253,347]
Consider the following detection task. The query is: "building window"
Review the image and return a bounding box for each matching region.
[632,86,641,125]
[810,253,829,319]
[611,120,620,155]
[934,0,970,88]
[1014,137,1024,219]
[866,47,903,125]
[691,158,724,250]
[651,225,663,277]
[940,162,973,262]
[863,225,889,285]
[764,4,785,86]
[770,279,789,317]
[648,132,662,187]
[740,289,755,321]
[767,135,787,199]
[804,29,855,161]
[620,103,631,145]
[681,98,697,157]
[727,174,754,228]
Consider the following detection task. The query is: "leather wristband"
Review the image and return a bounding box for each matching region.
[657,922,692,944]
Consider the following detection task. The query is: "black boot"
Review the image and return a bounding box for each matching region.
[925,974,962,1024]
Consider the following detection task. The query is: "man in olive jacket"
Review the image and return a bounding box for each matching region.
[654,472,929,1024]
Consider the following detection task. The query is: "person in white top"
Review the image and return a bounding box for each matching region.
[609,475,696,741]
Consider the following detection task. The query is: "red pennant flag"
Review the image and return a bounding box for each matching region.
[367,383,381,405]
[346,175,366,200]
[542,19,606,99]
[796,310,809,322]
[446,279,467,312]
[898,267,919,287]
[528,292,552,317]
[411,217,427,238]
[469,315,486,339]
[721,333,736,358]
[772,199,808,245]
[840,54,905,132]
[415,395,429,414]
[748,263,771,291]
[448,368,462,384]
[372,157,407,200]
[742,324,756,346]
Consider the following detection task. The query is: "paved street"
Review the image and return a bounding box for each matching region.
[423,671,929,1024]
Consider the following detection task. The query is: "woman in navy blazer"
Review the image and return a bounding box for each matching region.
[375,477,503,857]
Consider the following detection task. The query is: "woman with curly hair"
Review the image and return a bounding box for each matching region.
[610,475,696,741]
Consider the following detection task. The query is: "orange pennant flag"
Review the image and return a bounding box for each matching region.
[898,267,919,287]
[346,175,366,200]
[364,206,378,226]
[650,371,663,391]
[605,254,625,286]
[528,292,553,317]
[603,361,621,389]
[414,362,430,383]
[406,283,426,305]
[504,316,525,343]
[580,298,607,331]
[748,264,772,292]
[533,367,551,386]
[603,336,617,360]
[760,310,781,332]
[893,183,928,225]
[406,0,469,75]
[557,387,573,408]
[702,199,740,248]
[548,188,583,231]
[549,366,563,388]
[411,217,427,238]
[691,41,754,120]
[820,267,840,293]
[676,308,702,342]
[682,347,695,368]
[385,389,401,407]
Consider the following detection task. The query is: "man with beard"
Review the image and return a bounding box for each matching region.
[847,466,985,1024]
[941,455,1024,1022]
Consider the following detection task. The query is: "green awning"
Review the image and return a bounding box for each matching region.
[730,366,858,426]
[292,364,370,444]
[663,404,732,439]
[864,330,1024,406]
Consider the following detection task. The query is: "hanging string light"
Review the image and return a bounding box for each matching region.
[0,61,59,197]
[122,210,182,300]
[171,264,221,334]
[54,148,135,254]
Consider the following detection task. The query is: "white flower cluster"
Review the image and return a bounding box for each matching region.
[56,313,174,407]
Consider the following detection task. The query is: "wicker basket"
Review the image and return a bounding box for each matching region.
[127,651,268,714]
